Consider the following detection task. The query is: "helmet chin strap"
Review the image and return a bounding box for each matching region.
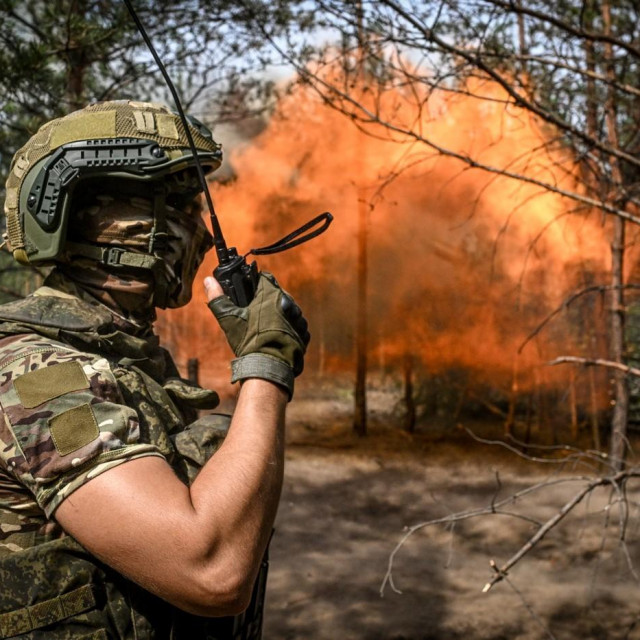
[64,242,164,272]
[149,183,170,308]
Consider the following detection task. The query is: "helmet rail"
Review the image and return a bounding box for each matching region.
[27,138,220,235]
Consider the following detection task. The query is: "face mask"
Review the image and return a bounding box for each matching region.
[68,194,154,249]
[162,201,214,308]
[67,191,214,309]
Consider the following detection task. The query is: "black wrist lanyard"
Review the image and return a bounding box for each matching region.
[246,212,333,257]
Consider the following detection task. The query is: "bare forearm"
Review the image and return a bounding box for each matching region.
[190,378,287,580]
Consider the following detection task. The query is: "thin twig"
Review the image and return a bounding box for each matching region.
[520,284,640,353]
[466,428,600,471]
[504,576,558,640]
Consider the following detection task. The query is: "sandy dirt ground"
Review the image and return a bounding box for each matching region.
[261,394,640,640]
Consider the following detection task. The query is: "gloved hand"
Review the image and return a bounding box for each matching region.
[206,272,310,399]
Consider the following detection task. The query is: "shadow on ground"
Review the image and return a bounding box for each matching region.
[263,414,640,639]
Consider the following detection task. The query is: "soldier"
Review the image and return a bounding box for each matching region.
[0,101,309,638]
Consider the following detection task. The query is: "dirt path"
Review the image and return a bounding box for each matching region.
[264,438,640,640]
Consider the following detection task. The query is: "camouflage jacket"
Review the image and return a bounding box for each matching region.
[0,281,260,639]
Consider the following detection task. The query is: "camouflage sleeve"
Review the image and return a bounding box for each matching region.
[0,334,164,518]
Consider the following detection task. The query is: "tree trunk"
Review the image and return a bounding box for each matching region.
[602,0,629,469]
[318,310,326,378]
[569,368,578,440]
[65,0,89,110]
[505,358,518,436]
[353,187,368,436]
[589,367,601,451]
[187,358,199,385]
[583,3,598,165]
[583,0,603,455]
[353,0,368,437]
[609,216,628,468]
[515,0,528,83]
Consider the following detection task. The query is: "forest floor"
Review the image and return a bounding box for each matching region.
[261,388,640,640]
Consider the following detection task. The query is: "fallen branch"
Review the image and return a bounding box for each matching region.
[483,469,640,591]
[380,474,593,595]
[483,477,604,591]
[382,462,640,602]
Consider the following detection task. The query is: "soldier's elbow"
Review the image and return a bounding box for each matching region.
[181,564,254,617]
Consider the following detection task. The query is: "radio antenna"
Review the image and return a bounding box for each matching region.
[123,0,231,264]
[123,0,333,305]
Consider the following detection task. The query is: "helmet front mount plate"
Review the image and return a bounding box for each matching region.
[27,138,172,233]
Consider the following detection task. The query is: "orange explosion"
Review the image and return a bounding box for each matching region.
[158,74,614,405]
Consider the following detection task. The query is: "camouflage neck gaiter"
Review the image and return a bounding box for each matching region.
[60,191,213,334]
[163,198,214,308]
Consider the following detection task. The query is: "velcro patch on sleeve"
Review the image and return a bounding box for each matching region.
[14,361,90,408]
[49,404,100,456]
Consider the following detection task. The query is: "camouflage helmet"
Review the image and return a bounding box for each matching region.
[4,100,222,266]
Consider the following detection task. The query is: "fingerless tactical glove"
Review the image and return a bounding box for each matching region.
[208,272,310,399]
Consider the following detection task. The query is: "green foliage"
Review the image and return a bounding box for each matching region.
[0,0,305,184]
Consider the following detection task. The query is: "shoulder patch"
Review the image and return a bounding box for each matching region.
[49,404,99,456]
[14,361,90,408]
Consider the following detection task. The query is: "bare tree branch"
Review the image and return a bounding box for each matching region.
[549,356,640,378]
[520,284,640,353]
